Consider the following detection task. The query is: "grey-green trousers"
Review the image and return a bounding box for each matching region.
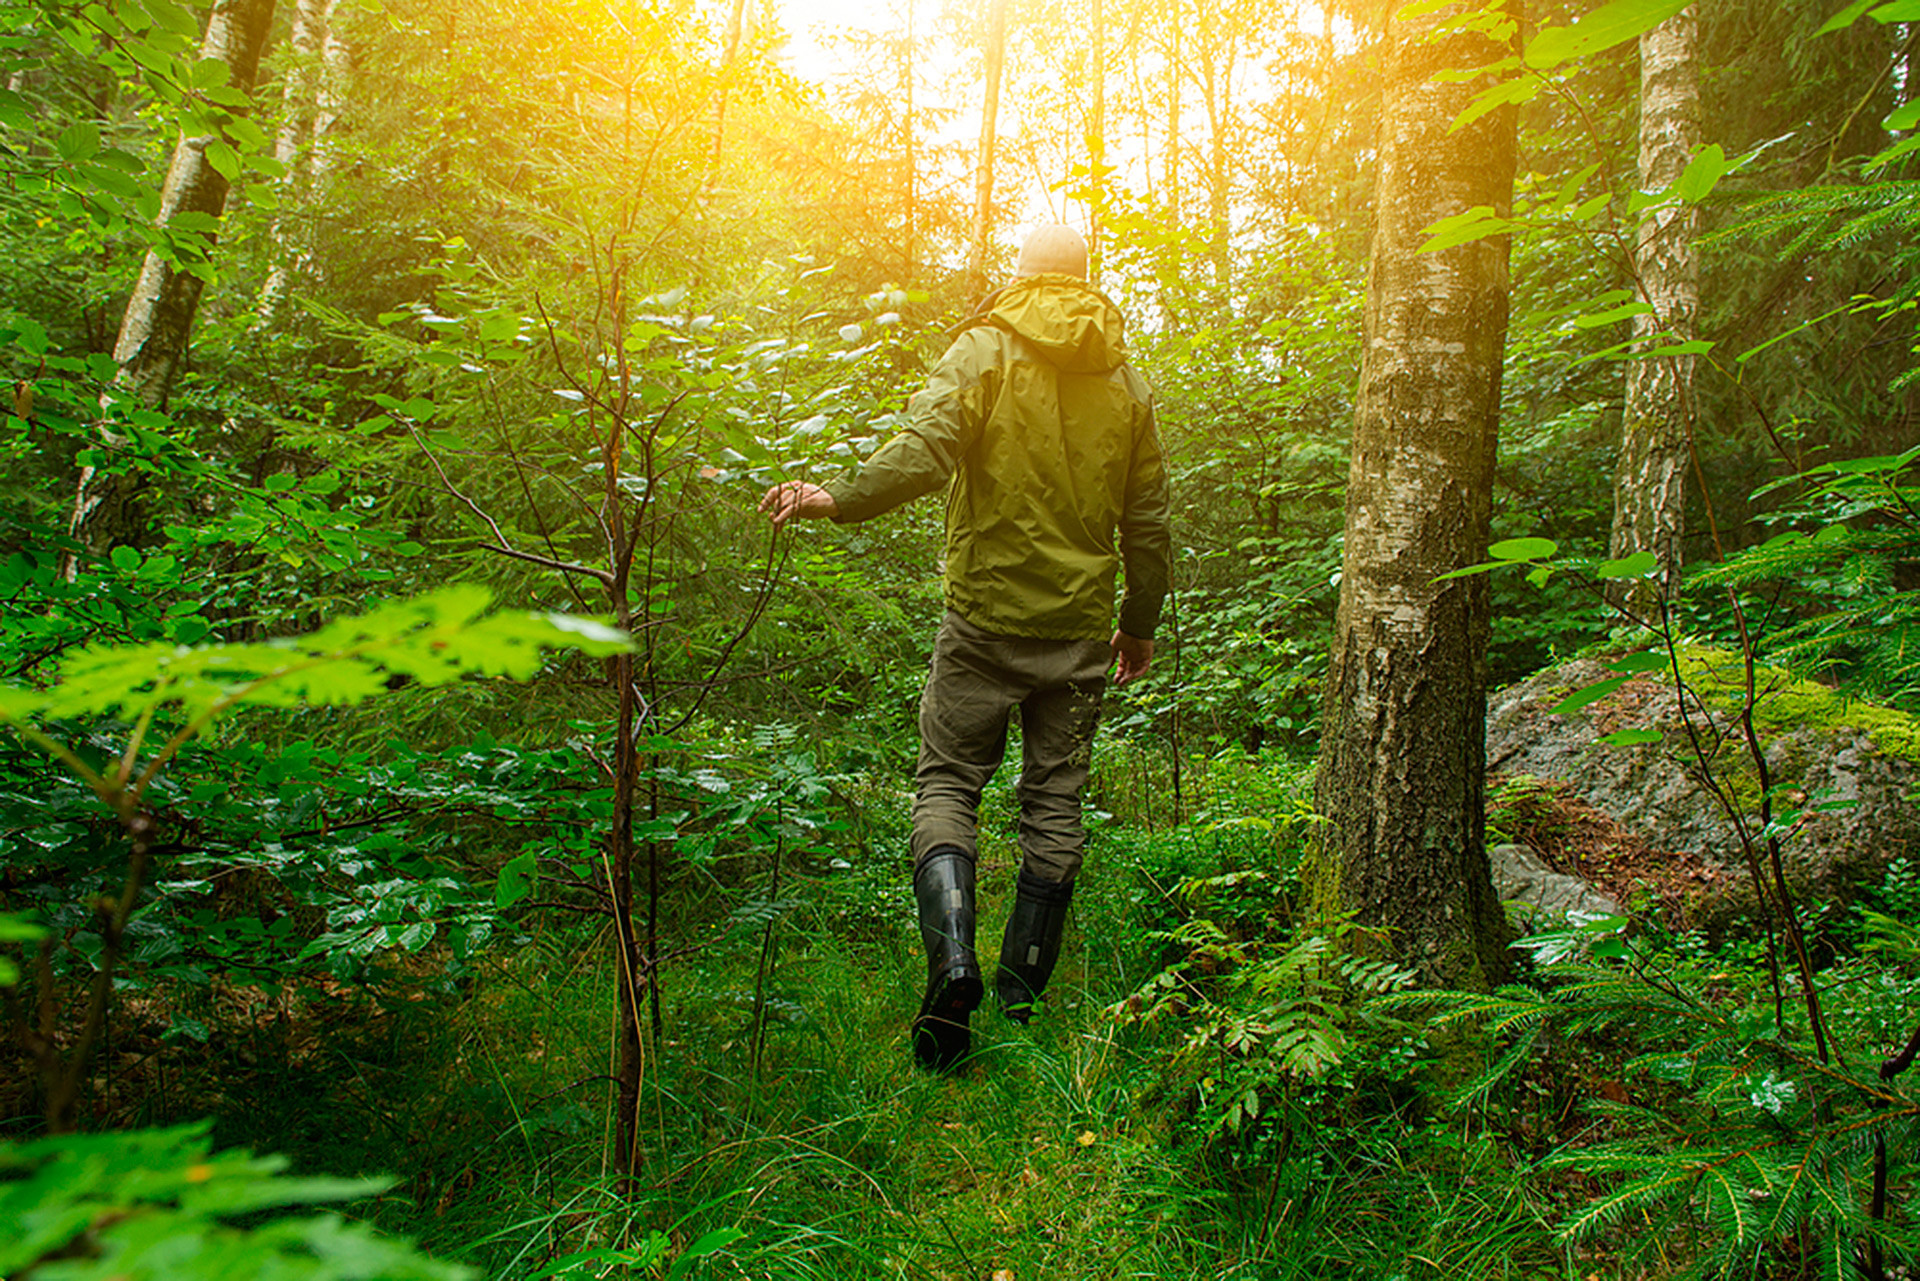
[910,610,1109,885]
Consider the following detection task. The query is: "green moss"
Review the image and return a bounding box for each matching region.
[1675,647,1920,763]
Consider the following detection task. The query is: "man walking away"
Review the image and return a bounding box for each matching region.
[761,223,1172,1072]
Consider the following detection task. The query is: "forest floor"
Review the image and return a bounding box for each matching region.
[133,828,1588,1281]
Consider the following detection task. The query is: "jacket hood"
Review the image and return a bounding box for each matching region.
[980,275,1128,374]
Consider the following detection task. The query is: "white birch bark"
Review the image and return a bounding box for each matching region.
[258,0,330,323]
[69,0,277,558]
[1310,0,1517,990]
[1609,7,1700,619]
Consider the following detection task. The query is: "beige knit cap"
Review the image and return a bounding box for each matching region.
[1014,224,1089,279]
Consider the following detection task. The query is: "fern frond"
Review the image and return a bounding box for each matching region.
[1555,1154,1707,1240]
[1448,1023,1543,1110]
[1369,984,1554,1036]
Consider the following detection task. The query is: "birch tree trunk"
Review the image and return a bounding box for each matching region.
[1089,0,1104,286]
[310,6,347,188]
[70,0,277,557]
[1308,0,1518,990]
[965,0,1010,299]
[259,0,333,324]
[1608,7,1700,619]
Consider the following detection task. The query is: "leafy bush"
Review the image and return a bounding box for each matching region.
[0,1122,468,1280]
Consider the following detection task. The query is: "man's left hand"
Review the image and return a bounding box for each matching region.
[759,481,839,527]
[1110,631,1153,685]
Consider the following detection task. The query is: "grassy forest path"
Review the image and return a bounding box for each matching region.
[218,815,1561,1280]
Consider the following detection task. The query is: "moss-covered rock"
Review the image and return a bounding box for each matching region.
[1486,650,1920,936]
[1677,647,1920,763]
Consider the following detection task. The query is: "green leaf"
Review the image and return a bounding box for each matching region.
[667,1227,747,1280]
[0,911,48,944]
[137,0,207,37]
[1489,537,1557,561]
[1609,652,1669,674]
[1598,728,1663,747]
[1549,675,1631,715]
[1435,561,1501,581]
[0,589,631,731]
[1869,0,1920,19]
[394,921,436,952]
[1643,339,1714,357]
[1569,193,1612,221]
[1864,134,1920,173]
[55,120,100,161]
[1527,0,1692,69]
[1419,205,1516,252]
[205,139,240,181]
[1817,0,1882,31]
[109,544,142,571]
[1888,101,1920,131]
[1672,144,1728,203]
[189,54,232,89]
[1574,301,1654,328]
[496,851,537,909]
[542,614,630,650]
[1454,76,1541,134]
[0,88,33,129]
[7,318,48,356]
[1595,551,1658,579]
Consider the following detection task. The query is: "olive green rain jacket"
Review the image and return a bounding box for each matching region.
[824,274,1173,642]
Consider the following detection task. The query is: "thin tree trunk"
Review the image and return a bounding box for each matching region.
[1161,3,1181,328]
[109,0,276,408]
[1308,0,1519,991]
[69,0,277,558]
[1089,0,1104,286]
[904,0,916,277]
[1164,7,1180,220]
[310,1,346,188]
[1200,0,1230,295]
[966,0,1010,298]
[1608,7,1699,618]
[707,0,750,186]
[259,0,330,324]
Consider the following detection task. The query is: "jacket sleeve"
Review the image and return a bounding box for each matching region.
[823,330,999,524]
[1115,389,1173,640]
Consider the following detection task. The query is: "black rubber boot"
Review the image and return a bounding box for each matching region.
[911,848,982,1072]
[996,869,1075,1024]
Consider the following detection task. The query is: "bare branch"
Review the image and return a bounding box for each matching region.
[411,426,614,587]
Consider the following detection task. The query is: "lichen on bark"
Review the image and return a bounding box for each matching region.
[1307,0,1519,992]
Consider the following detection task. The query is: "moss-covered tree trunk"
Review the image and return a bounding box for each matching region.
[1307,0,1518,990]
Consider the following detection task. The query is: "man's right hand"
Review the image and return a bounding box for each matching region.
[1110,631,1153,685]
[759,481,839,527]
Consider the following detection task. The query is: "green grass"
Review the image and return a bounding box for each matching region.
[160,750,1573,1279]
[201,878,1558,1276]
